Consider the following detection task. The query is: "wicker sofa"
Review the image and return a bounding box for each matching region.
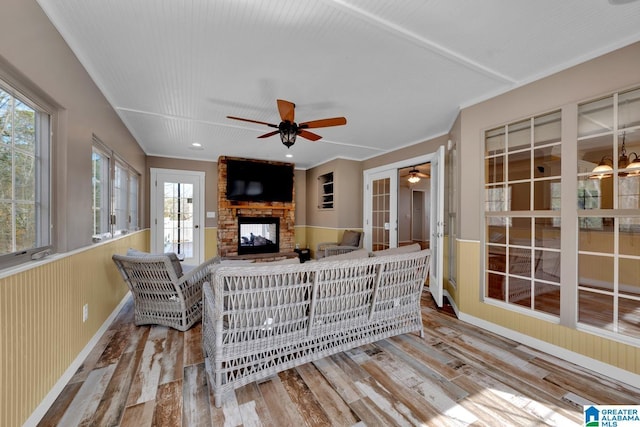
[202,248,431,407]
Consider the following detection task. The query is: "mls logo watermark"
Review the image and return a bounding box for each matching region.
[584,406,640,427]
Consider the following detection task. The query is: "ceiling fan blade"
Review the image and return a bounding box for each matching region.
[298,130,322,141]
[257,130,280,139]
[416,172,430,178]
[277,99,295,123]
[299,117,347,129]
[227,116,278,128]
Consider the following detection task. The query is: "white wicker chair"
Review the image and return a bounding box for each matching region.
[112,253,218,331]
[316,230,364,259]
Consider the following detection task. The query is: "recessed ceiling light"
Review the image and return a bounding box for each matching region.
[191,142,202,147]
[189,142,204,150]
[285,153,293,158]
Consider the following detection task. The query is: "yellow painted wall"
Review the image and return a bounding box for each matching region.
[205,227,218,260]
[457,240,639,375]
[0,231,148,427]
[443,236,460,305]
[294,225,308,251]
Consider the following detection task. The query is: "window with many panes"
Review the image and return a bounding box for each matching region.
[0,80,51,268]
[91,136,140,242]
[484,111,562,316]
[577,87,640,340]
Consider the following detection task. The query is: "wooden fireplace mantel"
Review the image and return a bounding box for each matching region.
[220,201,294,213]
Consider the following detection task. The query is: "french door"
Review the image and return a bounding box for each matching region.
[363,146,445,307]
[364,170,398,251]
[150,169,205,264]
[429,145,445,307]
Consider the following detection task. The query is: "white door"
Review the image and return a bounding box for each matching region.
[363,170,397,251]
[150,168,205,264]
[429,145,445,307]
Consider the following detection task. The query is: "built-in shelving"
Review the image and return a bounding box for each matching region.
[318,172,334,209]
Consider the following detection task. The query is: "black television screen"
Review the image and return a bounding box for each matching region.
[226,159,294,202]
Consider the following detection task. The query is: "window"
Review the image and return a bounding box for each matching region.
[484,111,562,317]
[92,144,110,237]
[577,87,640,340]
[0,80,51,268]
[129,173,139,231]
[113,160,129,235]
[485,187,512,226]
[91,136,140,242]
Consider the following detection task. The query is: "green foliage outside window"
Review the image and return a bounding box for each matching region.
[0,88,37,255]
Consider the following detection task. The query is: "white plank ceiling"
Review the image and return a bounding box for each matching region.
[36,0,640,168]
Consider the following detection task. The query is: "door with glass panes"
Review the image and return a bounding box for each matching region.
[150,169,204,264]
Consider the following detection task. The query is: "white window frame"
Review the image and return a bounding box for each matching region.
[0,78,51,269]
[92,142,110,239]
[91,136,140,242]
[482,110,562,319]
[576,89,640,344]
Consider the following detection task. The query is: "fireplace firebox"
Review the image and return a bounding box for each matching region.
[237,217,280,255]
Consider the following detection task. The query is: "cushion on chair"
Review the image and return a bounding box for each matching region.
[318,248,370,262]
[126,248,183,277]
[340,230,361,247]
[371,243,422,257]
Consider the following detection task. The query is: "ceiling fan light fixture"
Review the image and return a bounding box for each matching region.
[280,129,297,148]
[406,166,430,184]
[227,99,346,149]
[279,121,298,148]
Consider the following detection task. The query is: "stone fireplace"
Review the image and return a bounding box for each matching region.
[217,156,295,257]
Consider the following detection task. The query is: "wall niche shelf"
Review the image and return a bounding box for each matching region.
[318,172,334,209]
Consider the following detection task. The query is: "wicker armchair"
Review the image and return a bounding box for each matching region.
[316,230,364,259]
[112,252,218,331]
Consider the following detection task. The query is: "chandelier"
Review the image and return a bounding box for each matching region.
[590,133,640,179]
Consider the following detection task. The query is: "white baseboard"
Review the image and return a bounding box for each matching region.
[23,292,132,427]
[458,311,640,389]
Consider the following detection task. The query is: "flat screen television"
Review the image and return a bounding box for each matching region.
[226,159,294,202]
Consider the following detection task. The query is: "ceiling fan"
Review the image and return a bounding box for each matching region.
[227,99,347,148]
[402,166,430,184]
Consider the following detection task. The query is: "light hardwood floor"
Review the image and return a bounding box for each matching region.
[38,292,640,426]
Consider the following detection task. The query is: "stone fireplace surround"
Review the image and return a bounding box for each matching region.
[217,156,295,257]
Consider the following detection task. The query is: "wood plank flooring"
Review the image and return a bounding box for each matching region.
[37,292,640,426]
